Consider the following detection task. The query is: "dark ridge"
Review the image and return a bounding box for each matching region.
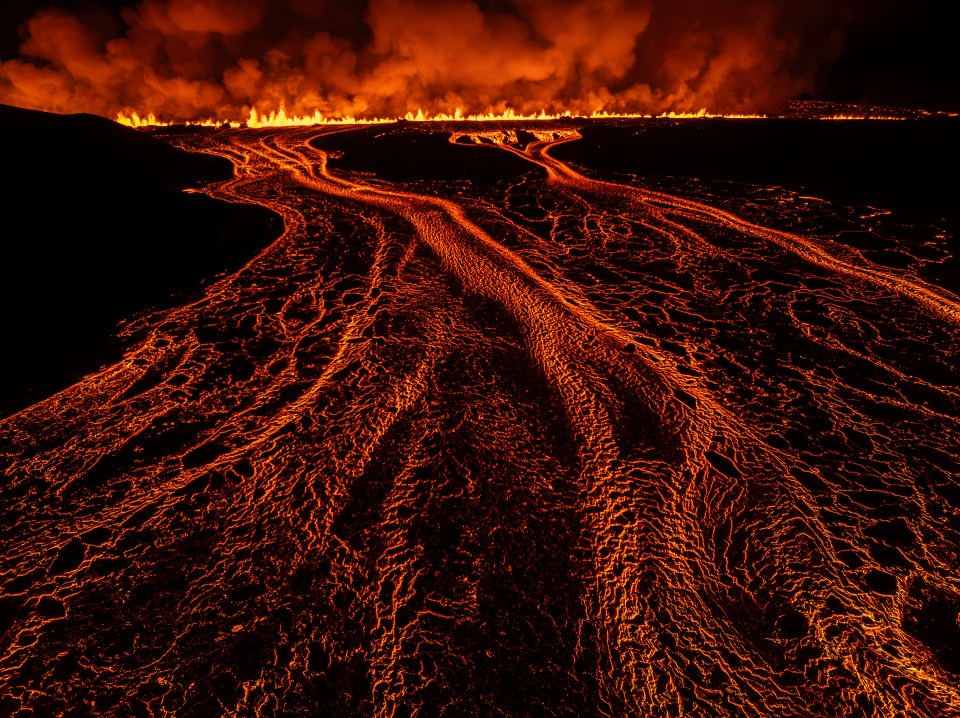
[0,104,283,416]
[0,103,230,188]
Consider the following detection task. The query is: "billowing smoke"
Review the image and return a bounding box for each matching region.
[0,0,855,120]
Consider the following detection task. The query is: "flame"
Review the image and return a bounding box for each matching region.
[450,129,582,145]
[819,114,907,121]
[117,112,170,128]
[114,104,934,130]
[116,105,771,128]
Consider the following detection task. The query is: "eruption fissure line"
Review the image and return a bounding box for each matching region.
[115,108,770,129]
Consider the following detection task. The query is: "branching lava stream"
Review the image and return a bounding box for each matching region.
[2,123,959,717]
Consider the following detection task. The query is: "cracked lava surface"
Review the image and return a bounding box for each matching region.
[2,123,959,717]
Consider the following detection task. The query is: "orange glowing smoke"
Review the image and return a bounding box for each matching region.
[0,0,856,123]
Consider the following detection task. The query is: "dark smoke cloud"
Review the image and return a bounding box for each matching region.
[0,0,860,120]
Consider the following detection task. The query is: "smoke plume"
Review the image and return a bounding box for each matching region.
[0,0,856,120]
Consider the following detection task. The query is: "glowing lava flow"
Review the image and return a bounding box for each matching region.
[1,124,958,717]
[465,130,960,325]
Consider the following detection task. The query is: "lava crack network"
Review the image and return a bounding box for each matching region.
[1,124,959,717]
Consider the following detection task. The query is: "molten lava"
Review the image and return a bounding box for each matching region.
[1,119,958,716]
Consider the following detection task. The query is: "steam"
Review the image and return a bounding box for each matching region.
[0,0,851,120]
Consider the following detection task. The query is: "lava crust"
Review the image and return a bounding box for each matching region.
[1,119,959,717]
